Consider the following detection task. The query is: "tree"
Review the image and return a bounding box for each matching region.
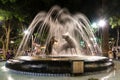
[109,16,120,50]
[0,0,27,59]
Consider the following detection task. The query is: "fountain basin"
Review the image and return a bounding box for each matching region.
[5,56,114,76]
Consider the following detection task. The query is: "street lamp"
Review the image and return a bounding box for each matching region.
[91,19,107,49]
[98,19,106,27]
[91,19,106,28]
[98,19,108,56]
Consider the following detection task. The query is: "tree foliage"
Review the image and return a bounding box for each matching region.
[109,16,120,28]
[0,0,28,59]
[109,16,120,48]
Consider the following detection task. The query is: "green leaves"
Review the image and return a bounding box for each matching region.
[0,9,25,22]
[0,0,26,22]
[14,13,25,22]
[0,16,4,20]
[109,16,120,29]
[0,9,13,20]
[1,0,16,4]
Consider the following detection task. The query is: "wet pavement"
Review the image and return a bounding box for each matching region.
[0,60,120,80]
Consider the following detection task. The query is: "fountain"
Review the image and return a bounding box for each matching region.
[5,6,113,76]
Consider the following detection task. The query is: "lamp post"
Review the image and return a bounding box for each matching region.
[99,20,109,57]
[97,19,109,56]
[91,20,106,48]
[92,19,108,56]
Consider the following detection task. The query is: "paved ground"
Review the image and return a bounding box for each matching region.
[0,60,120,80]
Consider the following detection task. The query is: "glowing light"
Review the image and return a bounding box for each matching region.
[90,38,93,41]
[98,19,106,27]
[10,41,14,44]
[88,44,91,47]
[109,59,113,61]
[90,38,97,42]
[24,30,29,35]
[91,22,98,28]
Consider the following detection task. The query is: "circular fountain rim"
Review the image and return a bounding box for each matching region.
[15,55,108,62]
[6,55,114,76]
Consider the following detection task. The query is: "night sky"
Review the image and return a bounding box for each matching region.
[24,0,120,22]
[24,0,102,22]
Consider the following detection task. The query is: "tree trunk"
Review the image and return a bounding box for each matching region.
[2,42,6,59]
[0,38,6,59]
[6,24,11,53]
[1,21,11,59]
[101,25,109,57]
[116,27,119,52]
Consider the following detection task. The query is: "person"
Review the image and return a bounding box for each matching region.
[45,36,57,55]
[32,42,41,56]
[6,52,11,60]
[112,48,116,59]
[108,50,113,59]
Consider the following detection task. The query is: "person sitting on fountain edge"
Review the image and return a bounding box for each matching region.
[45,36,57,55]
[32,42,41,56]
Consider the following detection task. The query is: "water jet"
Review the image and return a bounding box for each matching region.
[5,6,113,76]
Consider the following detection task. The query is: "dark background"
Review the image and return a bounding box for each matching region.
[18,0,102,22]
[19,0,120,22]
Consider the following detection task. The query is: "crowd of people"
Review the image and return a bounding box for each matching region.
[108,47,120,59]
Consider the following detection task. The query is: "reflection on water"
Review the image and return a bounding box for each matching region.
[0,61,120,80]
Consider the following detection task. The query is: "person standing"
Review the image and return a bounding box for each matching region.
[112,48,116,59]
[6,52,11,60]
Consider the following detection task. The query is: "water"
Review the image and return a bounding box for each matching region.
[7,6,113,79]
[16,6,102,57]
[1,61,120,80]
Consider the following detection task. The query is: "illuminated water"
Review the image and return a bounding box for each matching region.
[16,6,102,57]
[5,6,115,79]
[1,61,120,80]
